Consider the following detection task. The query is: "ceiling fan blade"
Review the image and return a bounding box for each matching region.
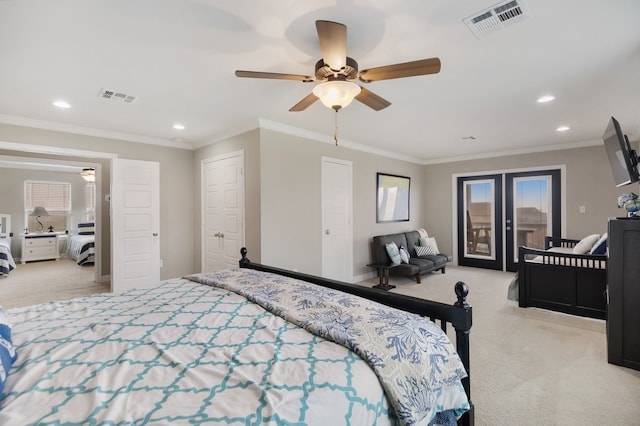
[358,58,441,82]
[355,87,391,111]
[289,93,319,111]
[235,70,314,82]
[316,20,347,71]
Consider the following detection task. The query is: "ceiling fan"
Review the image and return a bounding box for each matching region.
[235,20,441,112]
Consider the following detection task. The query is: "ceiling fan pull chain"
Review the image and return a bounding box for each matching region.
[334,110,339,145]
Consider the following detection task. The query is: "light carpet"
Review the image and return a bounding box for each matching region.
[0,258,110,308]
[359,266,640,426]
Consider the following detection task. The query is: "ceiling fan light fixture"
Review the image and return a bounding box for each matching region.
[312,80,361,111]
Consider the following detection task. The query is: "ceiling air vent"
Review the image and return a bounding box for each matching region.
[463,0,531,39]
[98,88,137,104]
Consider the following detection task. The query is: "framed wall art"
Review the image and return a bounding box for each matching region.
[376,172,410,223]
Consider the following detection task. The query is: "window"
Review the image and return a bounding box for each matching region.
[24,181,71,232]
[85,183,96,221]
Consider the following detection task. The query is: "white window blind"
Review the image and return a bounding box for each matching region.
[24,181,72,232]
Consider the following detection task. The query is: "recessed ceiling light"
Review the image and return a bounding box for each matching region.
[173,123,185,130]
[52,100,71,109]
[537,95,555,103]
[556,125,570,132]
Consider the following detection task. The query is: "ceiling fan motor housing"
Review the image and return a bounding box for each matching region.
[315,57,358,81]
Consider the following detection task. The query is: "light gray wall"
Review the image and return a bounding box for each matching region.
[423,144,631,256]
[259,128,425,278]
[193,129,261,271]
[0,123,196,280]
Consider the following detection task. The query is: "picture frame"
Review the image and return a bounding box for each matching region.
[376,172,410,223]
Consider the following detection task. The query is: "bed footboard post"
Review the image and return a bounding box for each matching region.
[452,281,474,426]
[239,247,250,267]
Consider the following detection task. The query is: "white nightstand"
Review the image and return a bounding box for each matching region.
[21,233,60,263]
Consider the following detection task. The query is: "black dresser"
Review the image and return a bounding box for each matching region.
[607,218,640,371]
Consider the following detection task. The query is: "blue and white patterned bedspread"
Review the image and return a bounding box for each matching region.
[187,269,469,426]
[1,278,395,425]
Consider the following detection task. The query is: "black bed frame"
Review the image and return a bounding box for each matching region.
[518,236,607,319]
[239,248,474,426]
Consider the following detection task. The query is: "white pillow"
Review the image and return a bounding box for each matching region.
[573,234,600,254]
[399,245,410,263]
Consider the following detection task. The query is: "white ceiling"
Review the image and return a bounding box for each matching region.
[1,0,638,163]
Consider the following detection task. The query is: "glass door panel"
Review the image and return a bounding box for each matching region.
[505,170,561,271]
[457,175,503,270]
[465,180,495,259]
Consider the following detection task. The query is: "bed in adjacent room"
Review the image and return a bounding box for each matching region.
[0,214,16,277]
[67,222,95,266]
[0,249,474,425]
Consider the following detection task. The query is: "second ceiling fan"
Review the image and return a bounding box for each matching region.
[235,20,441,112]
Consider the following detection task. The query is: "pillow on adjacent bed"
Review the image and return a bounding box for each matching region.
[590,233,608,255]
[77,222,95,235]
[573,233,600,254]
[0,307,18,395]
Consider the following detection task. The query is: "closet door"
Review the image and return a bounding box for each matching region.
[201,151,245,272]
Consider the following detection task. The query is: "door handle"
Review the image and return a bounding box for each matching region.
[153,233,158,237]
[325,229,330,235]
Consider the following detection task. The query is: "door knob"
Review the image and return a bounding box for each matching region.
[153,233,158,237]
[325,229,330,235]
[220,233,224,238]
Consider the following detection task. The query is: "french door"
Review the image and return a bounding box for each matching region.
[505,170,561,271]
[457,175,503,270]
[457,169,561,271]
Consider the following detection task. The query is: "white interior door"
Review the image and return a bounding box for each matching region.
[202,151,244,272]
[321,157,353,282]
[111,158,160,293]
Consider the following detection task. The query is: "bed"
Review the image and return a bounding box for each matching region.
[0,248,474,425]
[518,236,607,319]
[0,214,16,277]
[67,222,95,265]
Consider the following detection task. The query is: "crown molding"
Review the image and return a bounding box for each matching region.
[0,114,194,150]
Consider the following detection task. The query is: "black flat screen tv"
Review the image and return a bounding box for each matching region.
[603,116,639,187]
